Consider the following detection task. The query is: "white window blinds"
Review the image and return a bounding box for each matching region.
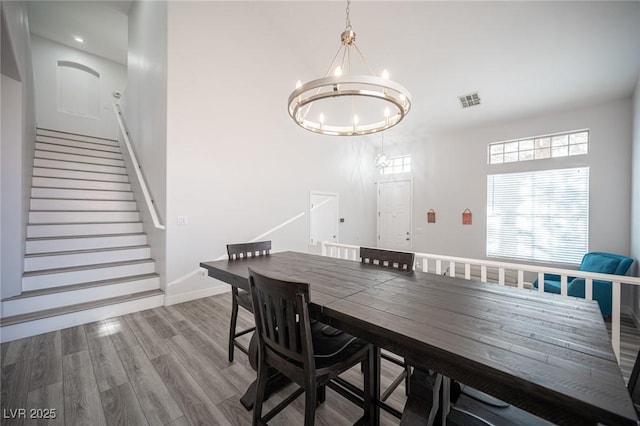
[487,167,589,264]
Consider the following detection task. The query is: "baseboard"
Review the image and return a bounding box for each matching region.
[164,284,229,306]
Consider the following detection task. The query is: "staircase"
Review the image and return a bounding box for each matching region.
[0,128,164,342]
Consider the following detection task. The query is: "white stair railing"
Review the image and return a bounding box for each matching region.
[319,241,640,364]
[113,104,165,230]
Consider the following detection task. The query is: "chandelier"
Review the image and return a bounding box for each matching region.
[375,132,390,169]
[287,0,412,136]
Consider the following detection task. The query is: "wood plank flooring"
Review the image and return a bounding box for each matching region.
[0,294,402,425]
[1,292,638,426]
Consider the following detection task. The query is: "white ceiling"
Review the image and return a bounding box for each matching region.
[25,1,640,133]
[27,1,129,65]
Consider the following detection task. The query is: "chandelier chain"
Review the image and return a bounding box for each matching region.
[345,0,352,31]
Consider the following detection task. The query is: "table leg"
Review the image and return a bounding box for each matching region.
[372,346,381,425]
[440,376,451,426]
[400,368,442,426]
[239,331,292,410]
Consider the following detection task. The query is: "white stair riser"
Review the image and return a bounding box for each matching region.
[27,234,147,253]
[33,168,129,182]
[37,135,121,152]
[29,210,140,223]
[35,142,123,160]
[36,150,125,167]
[32,177,131,191]
[36,129,119,146]
[34,158,126,175]
[27,222,143,238]
[25,247,151,271]
[2,277,160,316]
[31,187,134,201]
[31,199,137,211]
[23,261,156,290]
[0,294,164,343]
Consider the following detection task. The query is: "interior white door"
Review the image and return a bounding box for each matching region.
[310,192,338,246]
[378,180,412,250]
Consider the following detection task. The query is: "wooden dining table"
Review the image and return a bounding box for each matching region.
[200,251,638,425]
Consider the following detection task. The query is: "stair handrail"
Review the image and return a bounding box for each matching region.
[112,104,165,230]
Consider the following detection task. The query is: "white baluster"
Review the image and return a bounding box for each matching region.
[517,270,524,289]
[538,272,545,293]
[560,275,568,296]
[612,281,621,363]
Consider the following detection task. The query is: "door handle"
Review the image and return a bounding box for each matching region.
[406,238,410,241]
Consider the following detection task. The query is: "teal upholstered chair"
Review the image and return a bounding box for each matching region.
[533,252,634,316]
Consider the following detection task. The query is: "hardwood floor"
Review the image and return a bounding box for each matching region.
[0,294,402,425]
[2,293,638,426]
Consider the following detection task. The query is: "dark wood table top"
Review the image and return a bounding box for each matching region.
[200,251,638,425]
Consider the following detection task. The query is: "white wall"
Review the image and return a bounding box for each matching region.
[119,0,168,291]
[30,35,126,139]
[1,1,36,300]
[164,2,377,302]
[631,75,640,318]
[395,98,633,262]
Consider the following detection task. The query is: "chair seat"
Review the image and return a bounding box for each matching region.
[237,289,254,312]
[311,323,368,369]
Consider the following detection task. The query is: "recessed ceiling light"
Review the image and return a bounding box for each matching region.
[73,36,84,43]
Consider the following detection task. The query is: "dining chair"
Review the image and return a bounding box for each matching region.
[626,347,640,415]
[226,240,271,362]
[360,246,415,401]
[248,267,374,426]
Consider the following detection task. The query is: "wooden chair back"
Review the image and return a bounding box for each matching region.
[628,348,640,414]
[360,247,415,271]
[227,240,271,260]
[248,267,314,384]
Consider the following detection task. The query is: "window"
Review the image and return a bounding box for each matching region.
[487,167,589,264]
[381,155,411,175]
[488,130,588,164]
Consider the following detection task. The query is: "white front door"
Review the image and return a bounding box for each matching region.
[310,192,338,246]
[377,180,412,250]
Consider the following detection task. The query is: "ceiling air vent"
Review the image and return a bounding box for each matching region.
[459,92,481,108]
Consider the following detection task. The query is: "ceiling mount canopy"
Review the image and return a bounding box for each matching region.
[288,0,412,136]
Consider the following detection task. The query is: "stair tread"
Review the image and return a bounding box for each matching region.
[31,186,133,193]
[36,136,119,149]
[0,289,164,326]
[33,148,124,162]
[25,244,150,258]
[33,162,126,172]
[31,197,136,201]
[36,141,121,155]
[37,128,118,143]
[34,167,127,177]
[3,273,160,301]
[23,258,155,276]
[27,232,146,241]
[29,221,143,226]
[30,209,140,212]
